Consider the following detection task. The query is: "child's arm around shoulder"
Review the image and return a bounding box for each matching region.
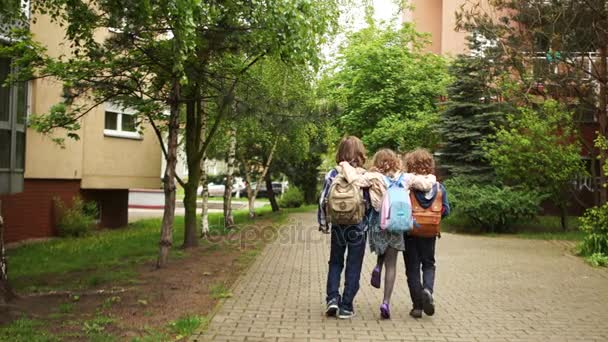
[403,173,437,192]
[339,161,375,187]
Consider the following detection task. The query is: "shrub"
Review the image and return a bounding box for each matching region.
[279,186,304,208]
[444,177,542,233]
[54,196,98,237]
[578,203,608,262]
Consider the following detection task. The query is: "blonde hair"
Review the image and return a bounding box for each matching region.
[371,149,401,175]
[335,136,367,167]
[403,148,435,175]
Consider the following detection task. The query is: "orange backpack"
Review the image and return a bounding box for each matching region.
[409,186,443,238]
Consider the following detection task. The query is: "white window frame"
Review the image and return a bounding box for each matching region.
[103,103,142,140]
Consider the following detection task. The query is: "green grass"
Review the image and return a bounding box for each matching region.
[0,317,60,342]
[167,315,207,337]
[209,283,232,299]
[131,328,170,342]
[8,206,281,292]
[58,302,75,314]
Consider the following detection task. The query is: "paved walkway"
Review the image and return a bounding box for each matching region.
[191,212,608,342]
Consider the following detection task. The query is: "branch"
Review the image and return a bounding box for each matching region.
[148,115,169,162]
[196,52,267,161]
[252,136,279,199]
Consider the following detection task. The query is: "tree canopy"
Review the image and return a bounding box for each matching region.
[320,21,449,153]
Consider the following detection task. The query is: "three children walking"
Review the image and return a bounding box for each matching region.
[318,136,450,320]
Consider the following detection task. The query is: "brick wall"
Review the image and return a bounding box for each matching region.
[0,179,81,243]
[81,189,128,229]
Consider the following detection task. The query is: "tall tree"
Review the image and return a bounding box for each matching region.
[235,59,316,217]
[2,0,202,267]
[458,0,608,205]
[439,35,511,181]
[2,0,340,258]
[324,21,449,152]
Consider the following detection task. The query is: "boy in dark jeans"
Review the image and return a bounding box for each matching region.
[402,149,450,318]
[318,136,369,319]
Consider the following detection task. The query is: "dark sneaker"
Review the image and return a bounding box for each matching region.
[380,302,390,319]
[409,308,422,319]
[338,308,355,319]
[370,266,381,289]
[326,298,339,317]
[422,289,435,316]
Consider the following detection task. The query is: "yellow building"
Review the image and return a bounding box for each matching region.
[1,11,161,242]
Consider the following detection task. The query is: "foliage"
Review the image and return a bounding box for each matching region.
[168,315,206,337]
[82,315,115,335]
[279,186,305,209]
[578,203,608,260]
[483,101,585,211]
[439,36,511,181]
[209,283,232,299]
[0,317,59,342]
[234,58,318,209]
[586,253,608,267]
[323,21,449,152]
[456,0,608,204]
[54,196,98,237]
[445,177,542,233]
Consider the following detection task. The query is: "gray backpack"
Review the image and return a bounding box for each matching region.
[326,166,366,226]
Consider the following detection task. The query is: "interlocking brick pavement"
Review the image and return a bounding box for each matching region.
[191,212,608,342]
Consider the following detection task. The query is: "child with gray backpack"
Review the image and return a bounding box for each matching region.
[318,136,369,319]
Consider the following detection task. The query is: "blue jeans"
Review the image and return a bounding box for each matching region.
[326,223,367,311]
[404,235,436,309]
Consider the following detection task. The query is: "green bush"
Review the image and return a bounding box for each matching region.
[444,177,542,233]
[279,186,304,208]
[54,196,99,237]
[578,203,608,263]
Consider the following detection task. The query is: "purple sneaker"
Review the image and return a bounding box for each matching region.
[380,302,390,319]
[371,266,381,289]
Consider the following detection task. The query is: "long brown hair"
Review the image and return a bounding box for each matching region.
[335,136,367,167]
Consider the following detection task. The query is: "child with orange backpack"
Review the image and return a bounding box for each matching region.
[402,148,450,319]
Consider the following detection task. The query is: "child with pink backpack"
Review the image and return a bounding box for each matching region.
[340,148,435,319]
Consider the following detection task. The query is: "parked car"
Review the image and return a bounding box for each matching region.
[197,177,246,197]
[239,181,288,198]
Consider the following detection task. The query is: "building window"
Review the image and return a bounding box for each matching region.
[0,55,28,194]
[103,103,141,139]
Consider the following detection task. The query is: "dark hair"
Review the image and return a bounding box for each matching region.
[335,136,367,167]
[403,148,435,175]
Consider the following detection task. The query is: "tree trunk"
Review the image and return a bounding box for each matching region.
[157,92,180,268]
[598,44,608,205]
[243,169,257,219]
[223,123,237,228]
[182,95,204,248]
[198,94,209,238]
[242,137,279,219]
[182,173,200,248]
[0,200,15,303]
[559,203,568,231]
[265,172,279,212]
[200,157,209,238]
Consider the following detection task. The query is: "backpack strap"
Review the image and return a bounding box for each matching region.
[384,174,405,188]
